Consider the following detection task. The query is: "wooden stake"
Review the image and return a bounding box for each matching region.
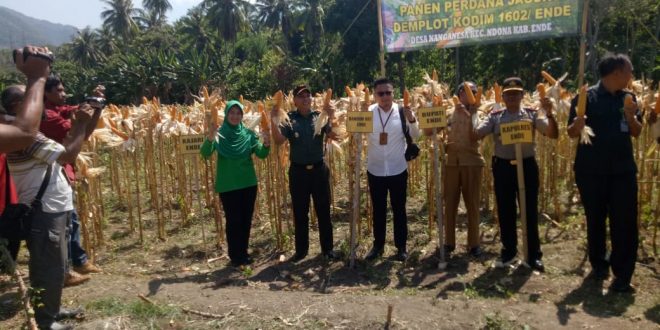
[515,144,529,263]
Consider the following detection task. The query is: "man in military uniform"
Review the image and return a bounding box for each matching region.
[567,53,642,293]
[472,77,558,271]
[271,85,338,262]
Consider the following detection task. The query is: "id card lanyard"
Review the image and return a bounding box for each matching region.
[378,106,394,145]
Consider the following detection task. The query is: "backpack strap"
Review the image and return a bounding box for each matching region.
[33,164,52,203]
[399,107,413,145]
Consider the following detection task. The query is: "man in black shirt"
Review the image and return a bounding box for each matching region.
[567,53,642,293]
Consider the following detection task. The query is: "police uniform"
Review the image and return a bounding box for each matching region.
[279,108,334,258]
[475,78,551,266]
[569,82,641,287]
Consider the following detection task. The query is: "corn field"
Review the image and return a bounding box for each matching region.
[75,73,660,264]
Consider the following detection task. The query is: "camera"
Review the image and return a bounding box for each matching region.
[84,96,106,109]
[12,47,54,64]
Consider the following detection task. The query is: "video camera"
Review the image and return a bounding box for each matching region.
[12,46,54,64]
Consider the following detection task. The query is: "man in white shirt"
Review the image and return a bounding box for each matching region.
[365,78,420,261]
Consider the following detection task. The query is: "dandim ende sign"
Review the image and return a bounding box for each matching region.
[381,0,580,52]
[500,121,533,145]
[179,134,206,154]
[347,112,374,133]
[418,107,447,129]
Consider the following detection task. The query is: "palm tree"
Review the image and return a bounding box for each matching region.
[96,26,118,55]
[70,28,104,67]
[203,0,252,42]
[142,0,172,27]
[255,0,293,37]
[137,8,168,29]
[101,0,141,40]
[143,0,172,16]
[176,6,213,53]
[297,0,324,42]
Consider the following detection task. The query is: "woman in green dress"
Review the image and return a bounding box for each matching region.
[201,100,270,266]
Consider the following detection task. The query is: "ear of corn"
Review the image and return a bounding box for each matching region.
[274,90,284,109]
[324,88,333,107]
[475,86,483,106]
[363,88,370,111]
[452,95,461,106]
[494,83,502,104]
[463,82,476,105]
[403,89,411,108]
[655,89,660,114]
[258,102,269,134]
[537,83,546,99]
[432,69,438,82]
[541,70,557,85]
[96,117,106,129]
[624,94,634,107]
[433,95,443,106]
[577,84,587,117]
[345,86,354,97]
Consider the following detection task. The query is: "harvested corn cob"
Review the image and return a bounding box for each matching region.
[541,71,557,85]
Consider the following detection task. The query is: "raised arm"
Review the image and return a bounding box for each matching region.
[0,46,51,152]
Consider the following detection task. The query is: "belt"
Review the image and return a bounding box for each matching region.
[493,156,535,166]
[291,161,324,170]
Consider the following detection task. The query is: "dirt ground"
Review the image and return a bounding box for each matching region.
[1,186,659,329]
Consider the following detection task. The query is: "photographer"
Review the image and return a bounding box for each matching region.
[5,84,95,329]
[0,46,51,153]
[40,75,104,286]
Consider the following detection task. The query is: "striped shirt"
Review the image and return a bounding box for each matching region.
[7,133,73,213]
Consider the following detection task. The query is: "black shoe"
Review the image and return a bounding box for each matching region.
[443,244,455,256]
[587,267,609,281]
[290,252,307,263]
[364,247,383,261]
[322,251,340,261]
[527,259,545,272]
[609,279,635,293]
[55,307,84,321]
[243,256,254,265]
[468,246,483,257]
[394,249,408,261]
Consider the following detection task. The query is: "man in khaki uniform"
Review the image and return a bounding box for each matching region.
[443,82,485,257]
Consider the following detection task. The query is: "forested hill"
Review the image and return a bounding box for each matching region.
[0,6,77,49]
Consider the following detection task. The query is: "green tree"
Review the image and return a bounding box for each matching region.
[70,28,105,68]
[203,0,252,42]
[101,0,142,40]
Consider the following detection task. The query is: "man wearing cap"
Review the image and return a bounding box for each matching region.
[425,81,485,258]
[364,77,420,262]
[471,77,558,272]
[567,53,642,293]
[271,84,338,262]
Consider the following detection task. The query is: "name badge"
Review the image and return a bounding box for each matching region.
[379,132,388,145]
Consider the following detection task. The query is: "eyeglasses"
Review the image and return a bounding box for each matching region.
[377,91,393,97]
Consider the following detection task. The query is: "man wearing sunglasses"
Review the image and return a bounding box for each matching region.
[364,78,419,261]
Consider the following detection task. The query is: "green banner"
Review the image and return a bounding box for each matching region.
[381,0,581,52]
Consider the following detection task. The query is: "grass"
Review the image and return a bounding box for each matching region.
[86,297,180,323]
[482,312,520,330]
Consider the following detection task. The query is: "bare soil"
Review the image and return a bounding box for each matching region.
[1,187,658,329]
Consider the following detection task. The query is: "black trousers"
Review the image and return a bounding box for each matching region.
[289,162,333,255]
[367,170,408,251]
[219,185,258,264]
[492,157,542,261]
[576,172,638,284]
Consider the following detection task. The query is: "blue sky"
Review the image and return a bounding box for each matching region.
[0,0,206,29]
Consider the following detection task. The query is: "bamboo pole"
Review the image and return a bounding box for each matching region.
[514,144,529,263]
